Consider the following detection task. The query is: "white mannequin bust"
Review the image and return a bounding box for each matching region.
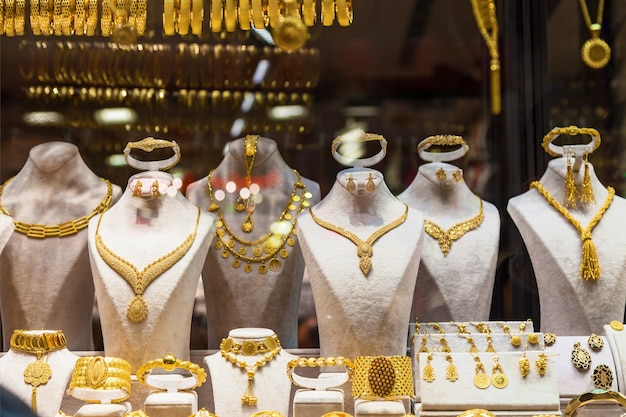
[0,213,13,254]
[0,330,78,417]
[204,327,296,417]
[297,167,424,358]
[88,170,214,370]
[397,162,500,322]
[508,157,626,335]
[186,136,321,349]
[0,141,122,351]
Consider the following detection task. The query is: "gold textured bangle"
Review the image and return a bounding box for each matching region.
[251,0,265,28]
[178,0,191,34]
[136,353,207,389]
[101,0,114,35]
[191,0,203,34]
[351,356,415,400]
[74,0,85,34]
[134,0,147,35]
[15,0,26,35]
[123,137,181,171]
[29,0,41,34]
[302,0,315,25]
[565,389,626,417]
[335,0,351,26]
[267,0,279,26]
[39,0,53,34]
[321,0,334,26]
[210,0,222,32]
[61,0,73,35]
[541,125,601,157]
[85,0,98,35]
[331,129,387,168]
[68,356,132,403]
[322,413,353,417]
[286,356,354,389]
[5,0,16,36]
[238,0,251,30]
[417,134,469,162]
[163,0,175,34]
[52,0,63,35]
[0,0,4,35]
[224,0,237,31]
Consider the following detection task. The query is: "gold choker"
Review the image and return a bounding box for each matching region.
[0,178,113,238]
[10,330,67,413]
[424,197,484,256]
[220,335,280,356]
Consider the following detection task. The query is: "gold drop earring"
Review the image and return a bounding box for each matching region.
[519,346,530,378]
[501,322,522,347]
[580,149,595,204]
[564,149,577,208]
[535,353,547,376]
[435,168,447,182]
[522,319,539,345]
[346,174,356,192]
[445,354,458,382]
[452,169,463,182]
[422,353,435,382]
[132,180,143,197]
[240,135,258,232]
[485,333,496,353]
[588,333,604,351]
[365,173,376,192]
[151,180,161,198]
[472,354,490,389]
[491,355,508,388]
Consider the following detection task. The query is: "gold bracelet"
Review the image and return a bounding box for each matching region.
[29,0,40,34]
[39,0,53,34]
[267,0,279,26]
[541,125,601,157]
[457,410,496,417]
[302,0,315,25]
[163,0,175,34]
[5,0,16,36]
[238,0,251,30]
[15,0,26,35]
[0,0,4,35]
[123,137,181,171]
[191,408,219,417]
[134,0,147,35]
[52,0,63,35]
[286,356,354,389]
[322,413,353,417]
[351,356,415,400]
[68,356,132,403]
[85,0,98,35]
[74,0,85,34]
[331,129,387,168]
[191,0,203,34]
[417,134,469,162]
[224,0,237,31]
[178,0,191,34]
[101,0,114,35]
[210,0,222,32]
[565,389,626,417]
[136,353,207,389]
[321,0,334,26]
[335,0,352,26]
[251,0,265,28]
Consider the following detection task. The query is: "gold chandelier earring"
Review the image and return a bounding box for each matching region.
[365,173,376,192]
[422,353,435,382]
[346,174,356,192]
[580,149,595,204]
[240,135,258,232]
[445,354,458,382]
[564,149,578,208]
[132,180,143,197]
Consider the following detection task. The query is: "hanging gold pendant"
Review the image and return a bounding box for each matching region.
[491,371,508,389]
[474,373,490,389]
[581,36,610,69]
[127,295,149,322]
[592,364,613,390]
[571,342,592,370]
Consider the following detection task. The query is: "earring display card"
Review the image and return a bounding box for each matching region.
[418,352,560,413]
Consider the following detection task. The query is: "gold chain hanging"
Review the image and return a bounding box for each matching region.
[470,0,500,115]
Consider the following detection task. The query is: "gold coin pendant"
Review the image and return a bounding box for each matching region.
[581,37,611,69]
[244,264,253,273]
[492,372,508,389]
[474,373,490,389]
[269,258,281,272]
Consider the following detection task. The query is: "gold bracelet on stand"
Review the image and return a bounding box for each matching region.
[29,0,41,34]
[135,0,147,35]
[267,0,279,27]
[302,0,315,25]
[0,0,5,35]
[335,0,352,26]
[251,0,265,28]
[38,0,53,34]
[61,0,73,35]
[101,0,114,35]
[238,0,251,30]
[52,0,63,35]
[74,0,85,34]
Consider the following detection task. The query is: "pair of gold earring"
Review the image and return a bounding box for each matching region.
[132,180,161,198]
[519,351,548,377]
[346,173,376,192]
[472,354,508,389]
[564,149,595,208]
[435,168,463,183]
[422,353,458,383]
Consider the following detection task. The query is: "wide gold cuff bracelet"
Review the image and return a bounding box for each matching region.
[351,356,415,400]
[67,356,132,403]
[136,353,207,391]
[286,356,354,389]
[565,389,626,417]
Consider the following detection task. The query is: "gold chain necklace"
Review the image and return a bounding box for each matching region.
[95,206,201,322]
[530,181,614,280]
[219,335,282,406]
[0,178,113,238]
[208,169,311,274]
[235,135,258,233]
[10,330,67,413]
[470,0,500,114]
[423,197,484,256]
[579,0,610,69]
[308,204,409,276]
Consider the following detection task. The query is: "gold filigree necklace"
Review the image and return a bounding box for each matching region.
[579,0,610,69]
[308,204,409,276]
[95,207,201,322]
[10,330,67,413]
[0,178,113,238]
[208,169,311,274]
[219,335,281,405]
[423,197,484,256]
[530,181,614,280]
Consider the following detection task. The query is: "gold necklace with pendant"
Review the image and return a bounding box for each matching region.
[579,0,610,69]
[423,197,484,256]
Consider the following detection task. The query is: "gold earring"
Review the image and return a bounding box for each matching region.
[151,180,161,198]
[435,168,447,182]
[485,334,496,353]
[522,319,539,345]
[519,346,530,378]
[422,354,435,382]
[588,333,604,351]
[535,353,547,376]
[132,180,143,197]
[445,354,458,382]
[580,150,595,204]
[491,355,508,389]
[571,342,592,370]
[472,354,490,389]
[418,334,429,353]
[501,323,522,347]
[346,174,356,192]
[452,169,463,182]
[235,197,246,212]
[365,173,376,192]
[564,149,577,208]
[242,202,255,233]
[464,336,479,353]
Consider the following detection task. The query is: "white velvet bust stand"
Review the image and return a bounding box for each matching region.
[0,330,79,417]
[0,142,122,351]
[88,170,214,371]
[186,136,321,349]
[204,327,296,417]
[603,323,626,394]
[508,158,626,335]
[397,162,500,322]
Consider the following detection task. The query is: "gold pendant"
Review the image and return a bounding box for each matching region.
[592,364,613,390]
[491,371,508,389]
[269,258,281,272]
[127,295,149,322]
[571,342,592,370]
[474,373,490,389]
[24,360,52,387]
[581,37,610,69]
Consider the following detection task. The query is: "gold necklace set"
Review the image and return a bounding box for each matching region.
[423,197,484,256]
[208,169,311,275]
[530,181,614,280]
[94,207,201,322]
[0,178,113,238]
[308,205,408,276]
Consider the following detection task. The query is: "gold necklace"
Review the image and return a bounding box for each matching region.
[530,181,614,280]
[10,330,67,413]
[235,135,258,233]
[0,178,113,238]
[208,169,311,274]
[94,206,201,322]
[470,0,500,114]
[308,204,409,276]
[423,197,484,256]
[579,0,610,69]
[219,335,282,406]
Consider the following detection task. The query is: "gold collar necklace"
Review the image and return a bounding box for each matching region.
[530,181,614,280]
[423,197,484,256]
[10,330,67,413]
[308,204,409,276]
[95,206,201,322]
[219,335,282,406]
[208,169,311,274]
[0,178,113,238]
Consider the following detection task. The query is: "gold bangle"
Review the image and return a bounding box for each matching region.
[224,0,237,31]
[191,408,219,417]
[322,413,353,417]
[85,0,98,35]
[565,389,626,417]
[123,137,182,171]
[335,0,351,26]
[302,0,315,25]
[191,0,203,34]
[417,134,469,162]
[251,0,265,28]
[61,0,73,35]
[136,353,207,390]
[15,0,26,35]
[178,0,191,34]
[238,0,251,30]
[5,0,16,36]
[0,0,4,35]
[135,0,147,35]
[52,0,63,35]
[351,356,415,400]
[101,0,114,35]
[74,0,85,34]
[30,0,41,34]
[210,0,222,32]
[267,0,279,26]
[331,129,387,168]
[541,125,601,157]
[249,412,285,417]
[39,0,53,34]
[68,356,132,403]
[286,356,354,389]
[321,0,334,26]
[163,0,175,34]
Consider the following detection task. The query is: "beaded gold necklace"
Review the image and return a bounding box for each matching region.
[530,181,614,280]
[423,197,484,256]
[308,204,409,276]
[207,169,311,274]
[0,178,113,238]
[94,206,201,322]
